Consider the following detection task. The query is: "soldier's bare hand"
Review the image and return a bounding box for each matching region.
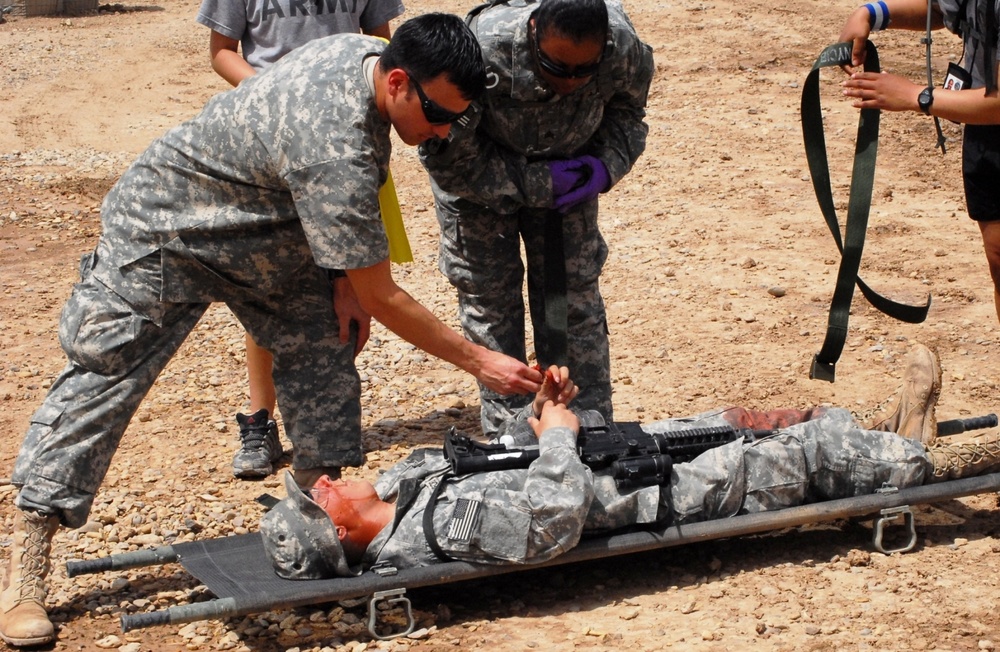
[838,8,872,74]
[528,400,580,439]
[842,71,921,112]
[531,365,578,417]
[477,352,544,395]
[332,275,372,357]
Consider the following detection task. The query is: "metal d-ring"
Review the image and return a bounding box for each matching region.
[873,505,917,554]
[367,588,415,640]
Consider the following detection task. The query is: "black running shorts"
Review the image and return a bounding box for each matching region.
[963,124,1000,222]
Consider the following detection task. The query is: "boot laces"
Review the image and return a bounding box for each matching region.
[240,425,272,451]
[932,439,1000,478]
[10,515,52,605]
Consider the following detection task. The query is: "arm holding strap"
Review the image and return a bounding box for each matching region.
[801,41,931,382]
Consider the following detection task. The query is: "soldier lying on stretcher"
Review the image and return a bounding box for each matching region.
[260,344,1000,578]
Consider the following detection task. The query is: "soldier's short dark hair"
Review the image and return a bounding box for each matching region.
[380,13,486,101]
[533,0,609,43]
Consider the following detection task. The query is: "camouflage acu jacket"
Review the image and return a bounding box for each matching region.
[360,426,594,569]
[359,409,669,571]
[93,34,392,314]
[419,0,655,214]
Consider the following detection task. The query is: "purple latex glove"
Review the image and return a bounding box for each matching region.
[548,159,586,197]
[553,155,610,213]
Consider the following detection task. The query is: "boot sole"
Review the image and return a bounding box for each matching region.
[233,466,273,479]
[0,630,55,646]
[232,448,282,479]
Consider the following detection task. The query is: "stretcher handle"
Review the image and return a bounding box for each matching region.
[121,610,170,631]
[66,545,178,577]
[121,599,239,632]
[937,414,998,437]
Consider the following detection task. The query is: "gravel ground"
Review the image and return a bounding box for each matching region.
[4,0,1000,650]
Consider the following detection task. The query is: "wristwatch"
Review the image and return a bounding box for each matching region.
[918,86,934,115]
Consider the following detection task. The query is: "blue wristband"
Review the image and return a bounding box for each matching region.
[865,1,890,31]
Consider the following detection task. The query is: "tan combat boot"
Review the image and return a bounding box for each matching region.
[869,343,942,446]
[925,434,1000,482]
[0,509,60,647]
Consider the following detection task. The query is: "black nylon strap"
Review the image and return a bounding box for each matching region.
[801,41,931,383]
[422,475,454,562]
[542,211,569,366]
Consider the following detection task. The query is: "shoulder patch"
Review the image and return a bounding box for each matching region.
[446,498,482,542]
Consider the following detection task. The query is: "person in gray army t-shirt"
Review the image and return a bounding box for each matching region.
[261,348,1000,580]
[197,0,403,80]
[0,14,547,649]
[419,0,654,438]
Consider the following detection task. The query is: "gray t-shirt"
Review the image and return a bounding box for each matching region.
[937,0,1000,89]
[196,0,404,70]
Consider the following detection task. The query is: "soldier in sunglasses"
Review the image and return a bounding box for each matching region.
[0,14,547,647]
[419,0,654,438]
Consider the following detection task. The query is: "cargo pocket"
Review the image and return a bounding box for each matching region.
[78,250,97,278]
[846,456,877,497]
[29,401,64,428]
[468,489,532,563]
[742,437,809,513]
[11,402,66,486]
[434,199,470,288]
[58,278,152,376]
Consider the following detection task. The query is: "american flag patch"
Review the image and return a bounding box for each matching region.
[446,499,482,542]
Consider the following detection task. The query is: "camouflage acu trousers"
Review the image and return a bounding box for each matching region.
[664,409,931,523]
[13,250,362,528]
[436,195,612,436]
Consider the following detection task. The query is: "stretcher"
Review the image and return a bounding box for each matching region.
[66,470,1000,640]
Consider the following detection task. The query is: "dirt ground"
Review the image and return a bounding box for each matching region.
[3,0,1000,649]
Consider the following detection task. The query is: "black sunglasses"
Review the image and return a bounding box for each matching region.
[531,25,602,80]
[408,76,467,126]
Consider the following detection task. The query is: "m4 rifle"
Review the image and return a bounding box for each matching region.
[444,414,1000,489]
[443,422,772,489]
